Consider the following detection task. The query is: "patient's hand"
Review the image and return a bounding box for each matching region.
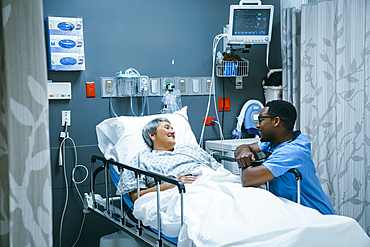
[165,175,197,191]
[177,174,198,184]
[133,174,199,201]
[235,145,256,168]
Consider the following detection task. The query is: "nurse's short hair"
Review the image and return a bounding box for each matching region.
[142,117,171,149]
[266,100,297,130]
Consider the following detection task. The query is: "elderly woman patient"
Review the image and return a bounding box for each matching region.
[117,117,222,202]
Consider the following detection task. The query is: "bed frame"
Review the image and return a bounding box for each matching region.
[84,155,185,247]
[85,154,303,247]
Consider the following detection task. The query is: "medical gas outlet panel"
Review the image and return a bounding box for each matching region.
[101,77,214,97]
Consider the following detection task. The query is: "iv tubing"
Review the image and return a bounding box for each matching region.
[266,42,271,71]
[199,33,227,147]
[125,68,149,116]
[59,136,88,247]
[110,79,118,117]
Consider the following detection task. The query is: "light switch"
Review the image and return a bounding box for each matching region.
[179,79,186,93]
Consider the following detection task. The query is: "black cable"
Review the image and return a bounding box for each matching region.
[222,78,225,134]
[228,78,237,86]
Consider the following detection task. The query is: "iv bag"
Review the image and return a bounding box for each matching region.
[161,89,182,114]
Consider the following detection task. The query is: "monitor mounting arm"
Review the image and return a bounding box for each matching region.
[239,0,262,5]
[228,44,252,54]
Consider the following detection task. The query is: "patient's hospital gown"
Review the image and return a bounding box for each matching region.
[116,143,222,195]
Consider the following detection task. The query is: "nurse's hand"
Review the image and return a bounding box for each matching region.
[235,145,256,168]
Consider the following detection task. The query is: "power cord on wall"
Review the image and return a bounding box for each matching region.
[199,33,227,147]
[210,120,224,155]
[58,125,89,247]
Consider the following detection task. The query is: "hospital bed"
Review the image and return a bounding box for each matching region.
[84,107,370,247]
[85,106,197,246]
[86,156,302,247]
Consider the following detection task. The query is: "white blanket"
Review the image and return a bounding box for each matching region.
[133,168,370,247]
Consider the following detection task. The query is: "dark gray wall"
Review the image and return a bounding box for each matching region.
[43,0,281,246]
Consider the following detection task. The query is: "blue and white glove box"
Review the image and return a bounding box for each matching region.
[49,52,85,71]
[48,35,84,53]
[46,16,83,36]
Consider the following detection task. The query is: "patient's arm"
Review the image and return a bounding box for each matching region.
[130,175,197,202]
[130,185,166,202]
[234,142,260,168]
[240,165,275,187]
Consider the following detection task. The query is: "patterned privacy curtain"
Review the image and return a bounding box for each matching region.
[281,0,370,235]
[0,1,53,246]
[281,6,302,128]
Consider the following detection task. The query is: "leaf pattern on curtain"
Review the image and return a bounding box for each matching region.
[8,75,51,244]
[281,7,302,128]
[282,0,370,236]
[0,1,52,247]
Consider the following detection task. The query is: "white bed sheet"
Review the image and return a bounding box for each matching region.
[133,167,370,247]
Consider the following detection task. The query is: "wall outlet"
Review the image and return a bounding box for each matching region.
[101,77,117,97]
[236,76,243,89]
[86,82,95,97]
[179,79,187,93]
[174,77,189,96]
[201,77,214,95]
[218,97,231,111]
[203,116,216,126]
[206,79,211,92]
[62,110,71,126]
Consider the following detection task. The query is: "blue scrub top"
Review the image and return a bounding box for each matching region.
[259,131,334,215]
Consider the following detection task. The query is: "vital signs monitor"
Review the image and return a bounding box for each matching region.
[227,3,274,45]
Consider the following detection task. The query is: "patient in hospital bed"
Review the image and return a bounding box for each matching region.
[116,117,224,202]
[115,117,370,247]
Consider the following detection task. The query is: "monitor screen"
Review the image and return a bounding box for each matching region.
[227,5,274,45]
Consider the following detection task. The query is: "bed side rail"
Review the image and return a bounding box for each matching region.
[287,168,302,204]
[90,155,186,193]
[213,151,271,167]
[89,155,186,246]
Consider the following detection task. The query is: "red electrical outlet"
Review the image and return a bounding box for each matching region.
[203,117,216,126]
[218,97,230,111]
[86,82,95,98]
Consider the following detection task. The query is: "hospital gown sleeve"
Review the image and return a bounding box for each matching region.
[190,144,222,170]
[116,151,147,195]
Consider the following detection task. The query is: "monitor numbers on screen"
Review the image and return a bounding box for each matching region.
[232,9,271,36]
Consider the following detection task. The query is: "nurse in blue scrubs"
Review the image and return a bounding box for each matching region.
[234,100,334,215]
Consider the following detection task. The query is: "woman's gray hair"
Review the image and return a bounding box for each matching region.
[142,117,171,149]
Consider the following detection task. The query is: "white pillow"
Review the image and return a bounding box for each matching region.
[96,106,198,164]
